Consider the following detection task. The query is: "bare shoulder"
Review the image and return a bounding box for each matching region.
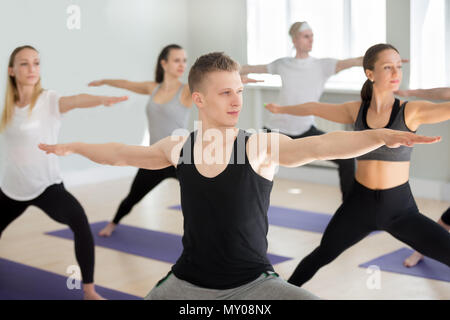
[247,132,269,156]
[405,100,433,108]
[342,101,361,122]
[180,84,193,108]
[247,131,291,155]
[159,134,191,167]
[147,82,159,94]
[246,131,278,181]
[344,100,362,110]
[403,99,434,118]
[403,100,432,117]
[160,134,190,152]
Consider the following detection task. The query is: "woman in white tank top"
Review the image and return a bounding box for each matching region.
[0,45,127,300]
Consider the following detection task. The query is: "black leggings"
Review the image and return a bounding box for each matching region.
[441,207,450,226]
[264,126,355,200]
[0,183,95,284]
[112,167,177,224]
[288,180,450,287]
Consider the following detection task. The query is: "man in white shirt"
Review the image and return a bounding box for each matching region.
[241,21,363,200]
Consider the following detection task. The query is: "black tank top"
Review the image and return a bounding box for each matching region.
[172,129,274,289]
[354,98,415,161]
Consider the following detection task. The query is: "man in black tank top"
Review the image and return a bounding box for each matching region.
[39,53,441,300]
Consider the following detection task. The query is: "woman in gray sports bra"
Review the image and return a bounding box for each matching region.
[88,44,193,236]
[266,43,450,288]
[395,87,450,267]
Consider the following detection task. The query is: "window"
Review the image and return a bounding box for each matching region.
[246,0,386,90]
[410,0,450,88]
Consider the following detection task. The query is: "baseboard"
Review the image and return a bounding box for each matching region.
[275,165,450,202]
[443,183,450,202]
[409,177,450,202]
[60,165,449,202]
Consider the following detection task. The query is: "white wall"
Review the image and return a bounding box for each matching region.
[185,0,249,130]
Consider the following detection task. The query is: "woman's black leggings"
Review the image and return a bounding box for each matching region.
[0,183,95,284]
[288,180,450,287]
[441,207,450,226]
[264,126,355,200]
[112,167,177,224]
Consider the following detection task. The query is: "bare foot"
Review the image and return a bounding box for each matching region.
[403,251,424,267]
[83,291,106,300]
[83,283,106,300]
[99,222,117,237]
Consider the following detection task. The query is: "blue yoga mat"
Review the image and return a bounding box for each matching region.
[46,221,291,265]
[359,248,450,282]
[0,257,141,300]
[169,205,379,235]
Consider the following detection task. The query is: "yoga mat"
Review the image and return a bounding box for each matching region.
[46,221,291,265]
[0,257,141,300]
[169,205,379,235]
[359,248,450,282]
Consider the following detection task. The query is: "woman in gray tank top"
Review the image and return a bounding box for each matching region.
[88,44,193,237]
[266,43,450,288]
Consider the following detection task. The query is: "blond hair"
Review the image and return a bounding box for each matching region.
[0,45,43,132]
[188,52,240,94]
[289,21,308,38]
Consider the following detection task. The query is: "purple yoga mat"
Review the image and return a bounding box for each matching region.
[169,205,379,235]
[0,257,141,300]
[359,248,450,282]
[46,221,291,265]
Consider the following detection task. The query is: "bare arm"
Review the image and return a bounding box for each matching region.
[38,135,187,170]
[240,64,269,75]
[59,94,128,113]
[405,101,450,130]
[335,57,363,73]
[335,57,408,74]
[240,75,265,84]
[395,88,450,101]
[272,129,440,168]
[265,101,359,124]
[88,79,158,95]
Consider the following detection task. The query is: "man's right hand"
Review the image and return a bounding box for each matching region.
[379,129,441,148]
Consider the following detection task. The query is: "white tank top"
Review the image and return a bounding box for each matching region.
[1,90,63,200]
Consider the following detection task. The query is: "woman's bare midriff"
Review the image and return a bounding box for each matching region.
[355,160,410,190]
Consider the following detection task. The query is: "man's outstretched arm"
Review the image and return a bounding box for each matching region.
[39,135,186,170]
[272,129,440,168]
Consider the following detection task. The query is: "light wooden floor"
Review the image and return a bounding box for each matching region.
[1,174,449,300]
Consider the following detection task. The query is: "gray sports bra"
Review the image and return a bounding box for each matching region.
[145,84,191,145]
[354,99,415,161]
